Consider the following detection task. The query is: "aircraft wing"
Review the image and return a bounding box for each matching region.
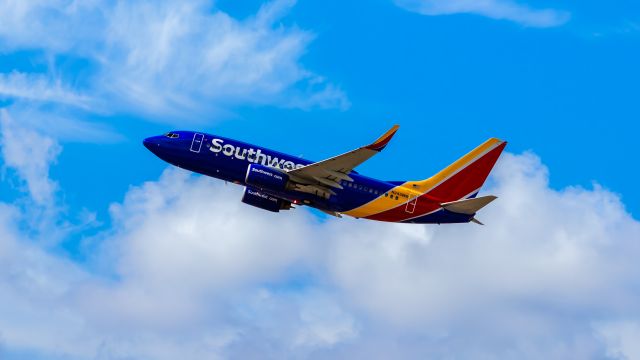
[286,125,399,198]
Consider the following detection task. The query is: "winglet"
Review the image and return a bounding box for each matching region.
[366,125,400,152]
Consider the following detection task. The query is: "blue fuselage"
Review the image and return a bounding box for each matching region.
[143,130,477,224]
[143,130,401,214]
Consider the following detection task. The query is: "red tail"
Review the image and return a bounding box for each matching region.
[415,138,507,202]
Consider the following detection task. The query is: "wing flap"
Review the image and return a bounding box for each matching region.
[313,176,344,189]
[322,169,354,182]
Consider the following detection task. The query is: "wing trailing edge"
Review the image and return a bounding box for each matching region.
[287,124,400,199]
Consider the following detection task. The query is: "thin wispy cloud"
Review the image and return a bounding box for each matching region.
[0,72,93,109]
[0,110,60,206]
[0,0,348,124]
[394,0,570,27]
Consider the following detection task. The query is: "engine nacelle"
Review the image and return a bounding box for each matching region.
[242,186,292,213]
[245,164,290,191]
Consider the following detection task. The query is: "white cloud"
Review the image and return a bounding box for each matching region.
[104,168,317,294]
[326,153,640,327]
[395,0,570,27]
[1,146,640,358]
[597,321,640,360]
[0,72,92,109]
[0,0,348,120]
[0,168,357,359]
[0,202,91,358]
[0,110,60,206]
[318,153,640,359]
[2,105,122,143]
[98,0,349,116]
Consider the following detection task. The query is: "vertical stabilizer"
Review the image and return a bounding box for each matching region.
[410,138,506,202]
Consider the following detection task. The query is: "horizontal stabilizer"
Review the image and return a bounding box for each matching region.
[441,195,497,215]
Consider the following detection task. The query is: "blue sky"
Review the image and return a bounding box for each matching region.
[5,0,637,222]
[0,0,639,359]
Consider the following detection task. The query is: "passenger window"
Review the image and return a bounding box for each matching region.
[395,196,399,200]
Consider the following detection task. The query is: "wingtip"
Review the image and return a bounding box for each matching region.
[366,124,400,152]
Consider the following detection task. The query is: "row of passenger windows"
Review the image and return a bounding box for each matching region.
[341,181,400,200]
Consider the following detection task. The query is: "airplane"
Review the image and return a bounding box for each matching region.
[143,125,507,224]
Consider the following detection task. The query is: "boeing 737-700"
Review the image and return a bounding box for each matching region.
[143,126,506,224]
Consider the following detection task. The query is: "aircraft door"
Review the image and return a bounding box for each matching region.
[190,133,204,153]
[405,197,417,214]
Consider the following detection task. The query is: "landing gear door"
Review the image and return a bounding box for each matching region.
[190,133,204,153]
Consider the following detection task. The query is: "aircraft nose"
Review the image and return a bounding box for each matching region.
[143,137,159,151]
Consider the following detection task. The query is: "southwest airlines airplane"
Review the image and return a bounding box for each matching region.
[143,126,506,224]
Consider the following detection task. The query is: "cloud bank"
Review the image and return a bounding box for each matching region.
[0,122,639,358]
[394,0,570,27]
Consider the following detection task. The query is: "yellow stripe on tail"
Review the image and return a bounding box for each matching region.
[403,138,503,193]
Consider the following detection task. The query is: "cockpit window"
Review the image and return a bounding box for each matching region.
[164,132,179,139]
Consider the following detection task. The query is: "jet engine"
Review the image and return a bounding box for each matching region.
[241,186,293,213]
[245,164,290,191]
